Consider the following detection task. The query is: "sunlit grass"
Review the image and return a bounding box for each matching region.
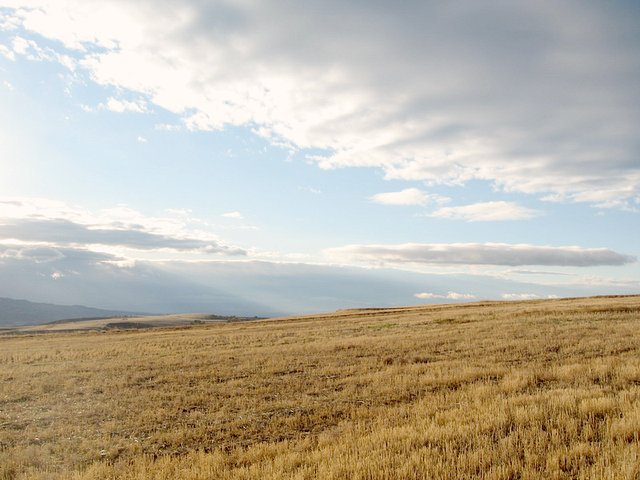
[1,296,640,479]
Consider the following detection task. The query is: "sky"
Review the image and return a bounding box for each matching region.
[0,0,639,315]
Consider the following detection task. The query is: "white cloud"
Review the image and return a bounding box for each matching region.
[1,1,638,207]
[3,80,13,90]
[136,135,147,143]
[370,188,450,207]
[6,2,134,51]
[0,43,15,60]
[11,35,55,62]
[6,34,77,69]
[0,10,20,30]
[415,291,475,300]
[102,97,147,113]
[155,123,182,132]
[222,211,243,219]
[429,201,541,221]
[56,53,76,71]
[327,243,636,267]
[11,35,30,54]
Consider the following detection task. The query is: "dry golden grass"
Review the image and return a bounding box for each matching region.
[1,295,640,479]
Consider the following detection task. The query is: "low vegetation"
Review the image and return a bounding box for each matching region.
[1,296,640,479]
[10,313,261,333]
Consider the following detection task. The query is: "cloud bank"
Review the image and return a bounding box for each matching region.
[0,218,243,253]
[1,247,634,315]
[0,197,636,314]
[328,243,636,267]
[0,197,245,255]
[2,1,639,207]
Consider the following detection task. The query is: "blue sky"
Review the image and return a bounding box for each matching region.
[0,1,638,314]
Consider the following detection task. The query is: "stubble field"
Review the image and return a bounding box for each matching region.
[1,295,640,479]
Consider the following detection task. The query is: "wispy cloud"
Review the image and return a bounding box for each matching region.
[8,35,76,69]
[371,188,449,207]
[155,123,182,132]
[3,2,638,207]
[327,243,636,267]
[507,269,573,276]
[102,97,147,113]
[429,201,541,222]
[222,211,243,219]
[415,291,475,300]
[11,36,30,55]
[0,43,15,60]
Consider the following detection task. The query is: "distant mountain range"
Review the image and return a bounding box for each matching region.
[0,297,142,327]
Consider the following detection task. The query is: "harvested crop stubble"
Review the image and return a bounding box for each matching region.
[1,296,640,479]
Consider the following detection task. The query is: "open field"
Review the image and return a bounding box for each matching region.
[1,295,640,479]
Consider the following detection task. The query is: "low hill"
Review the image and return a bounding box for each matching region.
[9,312,263,333]
[0,297,142,327]
[1,295,640,479]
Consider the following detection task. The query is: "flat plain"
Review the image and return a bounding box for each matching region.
[1,295,640,479]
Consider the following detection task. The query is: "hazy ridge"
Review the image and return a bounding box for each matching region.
[0,297,142,327]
